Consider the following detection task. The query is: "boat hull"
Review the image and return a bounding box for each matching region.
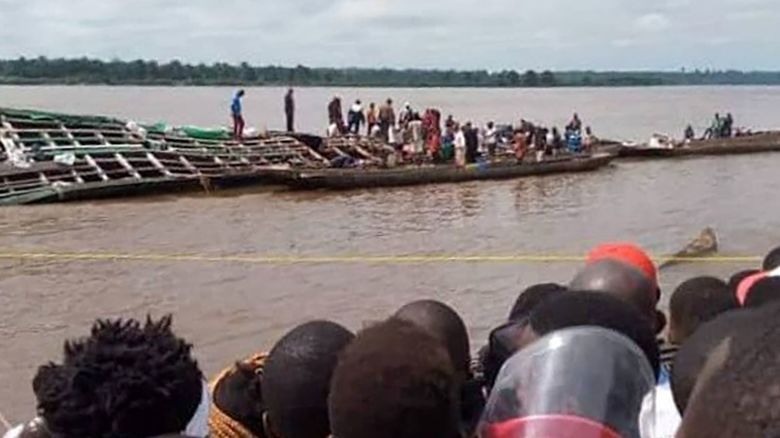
[618,132,780,158]
[280,153,614,190]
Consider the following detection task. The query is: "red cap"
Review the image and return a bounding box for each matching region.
[587,243,658,289]
[737,271,768,306]
[483,415,623,438]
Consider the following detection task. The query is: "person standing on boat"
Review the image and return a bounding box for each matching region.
[454,123,467,167]
[484,122,497,157]
[568,112,582,133]
[231,89,245,141]
[723,113,734,137]
[366,102,378,136]
[379,99,396,142]
[347,100,365,134]
[328,97,344,134]
[284,88,295,132]
[706,113,722,139]
[514,129,528,161]
[464,122,479,164]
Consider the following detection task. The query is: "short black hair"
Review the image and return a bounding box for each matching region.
[530,291,660,378]
[569,259,657,326]
[728,269,760,293]
[329,318,459,438]
[678,303,780,437]
[763,246,780,271]
[394,300,470,379]
[262,321,354,438]
[669,276,737,344]
[508,283,568,321]
[33,315,202,438]
[744,276,780,308]
[670,308,754,414]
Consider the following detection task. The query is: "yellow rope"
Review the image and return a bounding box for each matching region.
[0,250,762,265]
[208,353,267,438]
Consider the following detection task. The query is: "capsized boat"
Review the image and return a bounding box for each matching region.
[0,108,324,205]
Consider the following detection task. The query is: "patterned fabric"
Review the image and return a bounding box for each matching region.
[208,354,267,438]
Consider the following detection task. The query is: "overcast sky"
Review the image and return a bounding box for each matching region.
[1,0,778,70]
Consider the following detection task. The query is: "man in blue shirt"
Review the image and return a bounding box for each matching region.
[231,89,245,141]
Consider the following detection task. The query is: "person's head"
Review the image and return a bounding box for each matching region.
[287,88,293,95]
[529,291,660,378]
[404,102,411,109]
[328,318,460,438]
[744,276,780,308]
[552,126,559,135]
[728,269,760,293]
[369,102,375,108]
[237,89,246,97]
[677,303,780,438]
[668,276,737,345]
[386,98,393,105]
[671,308,755,414]
[508,283,568,322]
[211,354,268,438]
[487,121,494,129]
[585,126,592,135]
[763,246,780,271]
[573,112,580,119]
[586,242,659,297]
[262,321,354,438]
[715,112,720,118]
[570,259,661,333]
[33,315,205,438]
[394,300,470,380]
[355,99,361,105]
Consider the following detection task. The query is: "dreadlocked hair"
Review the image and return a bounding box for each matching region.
[33,315,203,438]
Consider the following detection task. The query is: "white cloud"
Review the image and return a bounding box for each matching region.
[634,13,672,32]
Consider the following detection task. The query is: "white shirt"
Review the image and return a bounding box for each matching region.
[640,381,681,438]
[454,131,466,150]
[485,127,497,144]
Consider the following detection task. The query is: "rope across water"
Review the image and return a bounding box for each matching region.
[0,250,762,265]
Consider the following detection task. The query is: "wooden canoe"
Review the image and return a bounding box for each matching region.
[278,153,615,190]
[617,132,780,158]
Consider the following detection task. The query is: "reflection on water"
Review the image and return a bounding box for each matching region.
[1,86,780,421]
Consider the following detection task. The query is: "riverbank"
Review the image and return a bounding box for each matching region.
[4,58,780,87]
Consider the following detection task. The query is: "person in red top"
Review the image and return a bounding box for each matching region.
[513,130,528,161]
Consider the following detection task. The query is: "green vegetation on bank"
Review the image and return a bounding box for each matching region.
[2,57,780,87]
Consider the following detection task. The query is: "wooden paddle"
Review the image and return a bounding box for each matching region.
[658,227,719,270]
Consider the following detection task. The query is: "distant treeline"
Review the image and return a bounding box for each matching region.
[2,57,780,87]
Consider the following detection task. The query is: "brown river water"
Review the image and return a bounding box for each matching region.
[1,85,779,422]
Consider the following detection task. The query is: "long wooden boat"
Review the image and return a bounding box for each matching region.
[617,131,780,158]
[278,153,614,190]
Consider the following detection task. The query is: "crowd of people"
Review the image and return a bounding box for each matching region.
[685,113,737,141]
[6,241,780,438]
[323,96,597,166]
